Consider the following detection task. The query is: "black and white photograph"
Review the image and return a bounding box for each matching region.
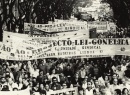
[0,0,130,95]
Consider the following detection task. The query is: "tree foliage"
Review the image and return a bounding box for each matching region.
[0,0,77,41]
[101,0,130,28]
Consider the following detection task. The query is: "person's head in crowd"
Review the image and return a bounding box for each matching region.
[22,64,28,70]
[39,70,43,76]
[34,82,39,89]
[113,73,118,79]
[45,83,50,91]
[75,73,79,79]
[122,59,127,66]
[94,80,99,88]
[27,61,31,66]
[56,63,60,68]
[18,77,23,83]
[67,64,71,69]
[52,84,57,91]
[99,86,107,95]
[5,74,10,81]
[29,81,33,89]
[41,60,45,65]
[126,64,130,70]
[7,78,14,85]
[51,68,56,74]
[24,73,28,79]
[2,85,10,91]
[113,78,118,85]
[3,64,8,70]
[122,78,126,85]
[62,83,67,89]
[93,89,100,95]
[104,75,109,81]
[86,61,89,66]
[94,63,98,68]
[80,66,84,71]
[105,81,110,88]
[117,64,122,71]
[13,87,18,91]
[96,60,100,64]
[20,68,25,74]
[39,83,44,90]
[32,77,37,82]
[122,88,129,95]
[23,78,29,86]
[90,61,94,65]
[39,90,46,95]
[87,81,92,90]
[79,88,84,95]
[59,73,64,77]
[33,64,38,70]
[114,89,121,95]
[52,77,58,83]
[1,77,6,84]
[82,78,87,84]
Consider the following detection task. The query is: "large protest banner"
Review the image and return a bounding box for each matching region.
[24,22,87,33]
[2,31,130,60]
[47,87,78,95]
[0,88,30,95]
[32,38,130,59]
[87,21,108,32]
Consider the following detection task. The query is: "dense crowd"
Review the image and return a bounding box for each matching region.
[96,27,130,38]
[0,55,130,95]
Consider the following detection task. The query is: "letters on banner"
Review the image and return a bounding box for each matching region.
[2,31,130,60]
[47,87,78,95]
[24,22,87,33]
[24,21,111,33]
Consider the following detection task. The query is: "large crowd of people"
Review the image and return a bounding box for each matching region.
[96,27,130,38]
[0,55,130,95]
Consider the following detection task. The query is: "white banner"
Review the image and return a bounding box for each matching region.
[0,88,30,95]
[2,31,130,60]
[47,87,78,95]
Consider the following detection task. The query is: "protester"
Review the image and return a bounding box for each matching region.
[0,56,130,95]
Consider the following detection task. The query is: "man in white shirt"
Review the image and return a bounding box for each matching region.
[115,64,124,79]
[85,81,93,95]
[120,78,130,91]
[110,78,120,94]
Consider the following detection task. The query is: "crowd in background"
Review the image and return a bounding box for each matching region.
[96,27,130,38]
[0,55,130,95]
